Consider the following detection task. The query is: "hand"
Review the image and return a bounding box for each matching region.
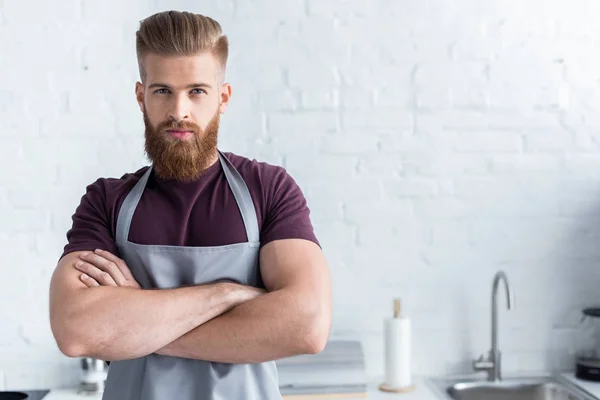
[75,249,141,289]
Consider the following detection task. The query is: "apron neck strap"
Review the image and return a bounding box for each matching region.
[115,165,152,244]
[217,150,260,243]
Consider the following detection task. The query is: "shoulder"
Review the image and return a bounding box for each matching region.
[76,166,150,218]
[222,152,288,181]
[221,150,309,217]
[221,151,296,196]
[61,166,151,260]
[222,152,319,247]
[84,166,150,198]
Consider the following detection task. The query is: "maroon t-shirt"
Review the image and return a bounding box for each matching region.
[61,151,320,260]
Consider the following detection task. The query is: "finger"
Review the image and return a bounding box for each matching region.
[75,261,118,286]
[93,249,136,281]
[79,252,127,286]
[80,273,100,287]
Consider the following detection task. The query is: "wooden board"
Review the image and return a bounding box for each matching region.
[282,392,368,399]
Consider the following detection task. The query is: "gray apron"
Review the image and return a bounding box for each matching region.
[102,150,282,400]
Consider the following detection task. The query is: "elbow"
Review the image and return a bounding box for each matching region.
[301,308,331,355]
[51,319,88,358]
[59,342,86,358]
[304,331,328,355]
[55,335,87,358]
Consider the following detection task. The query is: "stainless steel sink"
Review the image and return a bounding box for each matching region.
[426,272,598,400]
[428,374,597,400]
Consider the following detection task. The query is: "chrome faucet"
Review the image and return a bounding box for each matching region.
[472,270,514,382]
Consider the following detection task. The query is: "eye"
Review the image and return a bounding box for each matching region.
[191,88,206,95]
[154,88,170,94]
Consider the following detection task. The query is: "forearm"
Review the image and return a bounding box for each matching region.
[156,287,330,363]
[55,283,236,361]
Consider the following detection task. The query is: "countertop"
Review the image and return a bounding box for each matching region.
[35,372,600,399]
[561,372,600,398]
[40,377,436,400]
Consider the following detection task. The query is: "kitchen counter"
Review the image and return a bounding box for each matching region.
[40,389,102,400]
[38,373,600,399]
[40,377,437,400]
[561,372,600,398]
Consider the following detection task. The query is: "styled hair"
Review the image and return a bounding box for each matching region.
[135,11,229,83]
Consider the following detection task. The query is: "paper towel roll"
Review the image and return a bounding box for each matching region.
[383,315,412,388]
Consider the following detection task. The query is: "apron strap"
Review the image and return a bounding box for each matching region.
[115,166,153,244]
[218,151,260,243]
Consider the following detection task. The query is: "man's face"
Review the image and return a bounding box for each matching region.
[135,52,231,182]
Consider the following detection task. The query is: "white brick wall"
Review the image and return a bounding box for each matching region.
[2,0,600,390]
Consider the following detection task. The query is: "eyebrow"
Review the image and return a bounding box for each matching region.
[148,82,213,90]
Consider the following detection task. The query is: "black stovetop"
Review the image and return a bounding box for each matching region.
[0,390,50,400]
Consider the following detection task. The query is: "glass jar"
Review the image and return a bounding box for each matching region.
[576,307,600,381]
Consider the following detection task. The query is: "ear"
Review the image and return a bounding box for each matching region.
[219,83,232,114]
[135,81,144,113]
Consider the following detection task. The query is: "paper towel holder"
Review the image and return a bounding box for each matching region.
[393,298,401,318]
[379,298,416,394]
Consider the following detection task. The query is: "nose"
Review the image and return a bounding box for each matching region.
[168,94,190,122]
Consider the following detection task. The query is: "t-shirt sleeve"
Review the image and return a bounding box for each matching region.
[260,168,320,248]
[59,179,118,261]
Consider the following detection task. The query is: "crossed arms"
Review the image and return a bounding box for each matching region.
[49,238,332,363]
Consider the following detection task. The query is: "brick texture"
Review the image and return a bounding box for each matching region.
[2,0,600,389]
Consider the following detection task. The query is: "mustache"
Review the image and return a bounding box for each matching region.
[155,119,201,134]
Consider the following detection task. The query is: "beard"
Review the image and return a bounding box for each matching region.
[143,107,220,182]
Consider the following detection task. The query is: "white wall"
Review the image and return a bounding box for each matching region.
[2,0,600,390]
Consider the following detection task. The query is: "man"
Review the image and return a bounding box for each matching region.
[49,10,332,400]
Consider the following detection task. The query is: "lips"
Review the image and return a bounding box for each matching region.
[167,130,193,140]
